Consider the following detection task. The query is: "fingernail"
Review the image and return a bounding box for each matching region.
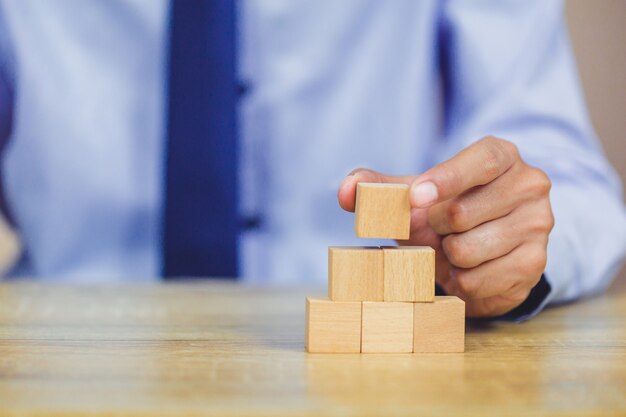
[411,181,438,207]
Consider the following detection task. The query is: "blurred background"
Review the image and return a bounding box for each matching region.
[0,0,624,281]
[566,0,626,285]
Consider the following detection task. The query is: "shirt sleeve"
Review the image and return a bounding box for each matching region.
[437,0,626,319]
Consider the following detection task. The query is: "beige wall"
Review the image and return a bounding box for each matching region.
[0,2,624,279]
[566,0,626,285]
[566,0,626,188]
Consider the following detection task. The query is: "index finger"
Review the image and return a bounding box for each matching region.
[338,168,416,212]
[410,137,518,208]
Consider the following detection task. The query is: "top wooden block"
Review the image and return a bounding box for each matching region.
[354,183,411,240]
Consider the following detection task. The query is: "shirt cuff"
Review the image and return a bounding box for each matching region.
[494,274,552,322]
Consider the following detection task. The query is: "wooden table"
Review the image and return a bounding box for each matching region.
[0,278,624,416]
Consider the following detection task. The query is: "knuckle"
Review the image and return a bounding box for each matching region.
[441,234,480,268]
[527,207,555,234]
[483,147,502,178]
[440,164,464,195]
[533,210,555,234]
[479,136,501,147]
[527,167,552,196]
[446,200,470,232]
[522,248,548,276]
[505,287,532,305]
[442,235,474,268]
[453,270,481,299]
[505,140,520,158]
[546,210,555,232]
[478,137,512,178]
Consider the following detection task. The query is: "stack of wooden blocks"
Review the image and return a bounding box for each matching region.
[305,183,465,353]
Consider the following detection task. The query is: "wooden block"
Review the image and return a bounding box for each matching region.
[328,246,383,301]
[354,183,410,240]
[383,246,435,302]
[413,296,465,353]
[361,302,413,353]
[305,297,362,353]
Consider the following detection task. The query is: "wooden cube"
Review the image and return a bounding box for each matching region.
[354,183,411,240]
[413,296,465,353]
[361,302,413,353]
[328,246,383,301]
[383,246,435,302]
[305,297,362,353]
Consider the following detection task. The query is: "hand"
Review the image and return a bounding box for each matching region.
[338,137,554,317]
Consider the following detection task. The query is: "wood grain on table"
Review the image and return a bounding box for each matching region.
[0,277,624,417]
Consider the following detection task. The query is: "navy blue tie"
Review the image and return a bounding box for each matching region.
[162,0,238,278]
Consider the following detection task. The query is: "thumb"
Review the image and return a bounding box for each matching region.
[337,168,416,212]
[409,137,517,208]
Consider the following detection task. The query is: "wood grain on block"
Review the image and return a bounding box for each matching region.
[383,246,435,302]
[305,297,362,353]
[413,296,465,353]
[354,183,411,240]
[328,246,383,301]
[361,302,414,353]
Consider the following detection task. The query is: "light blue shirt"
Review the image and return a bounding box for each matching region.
[0,1,624,315]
